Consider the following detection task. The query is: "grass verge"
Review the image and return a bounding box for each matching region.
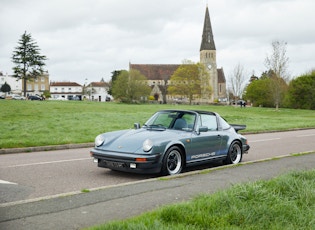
[86,169,315,229]
[1,100,315,149]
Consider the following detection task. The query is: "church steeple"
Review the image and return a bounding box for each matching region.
[200,6,216,51]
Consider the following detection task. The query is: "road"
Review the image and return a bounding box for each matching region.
[1,129,315,204]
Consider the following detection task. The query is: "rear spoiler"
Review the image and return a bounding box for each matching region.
[230,124,246,133]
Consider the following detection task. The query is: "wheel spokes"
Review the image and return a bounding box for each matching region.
[167,151,181,173]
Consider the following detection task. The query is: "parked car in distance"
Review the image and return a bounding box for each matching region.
[0,95,5,99]
[12,95,26,100]
[90,109,250,175]
[28,95,42,100]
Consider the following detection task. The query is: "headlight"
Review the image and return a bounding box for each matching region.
[95,135,105,147]
[143,139,153,152]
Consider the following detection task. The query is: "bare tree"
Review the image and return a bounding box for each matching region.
[228,63,248,101]
[265,40,290,110]
[265,40,290,81]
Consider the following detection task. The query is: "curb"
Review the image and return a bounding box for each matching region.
[0,143,94,155]
[1,128,314,155]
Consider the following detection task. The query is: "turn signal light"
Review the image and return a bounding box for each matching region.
[135,158,147,162]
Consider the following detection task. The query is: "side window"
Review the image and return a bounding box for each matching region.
[182,113,196,130]
[219,117,231,130]
[200,114,218,131]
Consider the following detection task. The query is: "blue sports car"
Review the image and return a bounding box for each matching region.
[90,110,250,175]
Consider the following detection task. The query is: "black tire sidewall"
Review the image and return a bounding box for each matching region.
[161,146,183,175]
[226,141,242,164]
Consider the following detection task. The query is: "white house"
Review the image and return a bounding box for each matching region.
[85,81,111,102]
[50,82,83,100]
[0,72,22,96]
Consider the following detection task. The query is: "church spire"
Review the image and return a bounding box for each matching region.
[200,6,216,51]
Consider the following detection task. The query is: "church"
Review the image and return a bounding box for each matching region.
[129,6,226,104]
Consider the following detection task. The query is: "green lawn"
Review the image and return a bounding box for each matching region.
[1,100,315,149]
[87,168,315,230]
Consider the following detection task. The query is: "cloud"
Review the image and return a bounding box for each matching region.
[0,0,314,85]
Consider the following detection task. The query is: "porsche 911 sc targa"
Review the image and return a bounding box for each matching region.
[90,110,250,175]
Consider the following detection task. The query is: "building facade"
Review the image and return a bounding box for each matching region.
[50,82,83,100]
[21,71,50,97]
[130,6,226,103]
[0,72,22,96]
[85,81,111,102]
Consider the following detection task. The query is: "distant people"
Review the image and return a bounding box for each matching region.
[239,100,246,108]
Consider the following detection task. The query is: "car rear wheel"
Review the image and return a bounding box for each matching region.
[161,146,183,175]
[225,141,242,164]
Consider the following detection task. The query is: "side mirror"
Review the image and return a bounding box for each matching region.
[134,123,141,129]
[198,126,208,133]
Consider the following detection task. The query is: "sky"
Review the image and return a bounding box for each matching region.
[0,0,314,85]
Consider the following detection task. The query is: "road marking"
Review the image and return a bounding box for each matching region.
[0,180,17,185]
[297,134,315,137]
[250,138,281,143]
[6,157,91,168]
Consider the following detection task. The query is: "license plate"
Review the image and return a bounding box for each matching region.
[107,161,125,168]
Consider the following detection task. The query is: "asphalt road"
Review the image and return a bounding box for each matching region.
[1,129,315,205]
[0,129,314,229]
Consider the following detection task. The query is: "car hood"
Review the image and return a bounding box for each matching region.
[96,128,186,153]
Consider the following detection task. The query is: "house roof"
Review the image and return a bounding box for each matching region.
[130,64,180,81]
[88,82,109,87]
[50,82,82,87]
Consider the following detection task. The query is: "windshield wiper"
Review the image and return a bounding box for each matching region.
[145,124,166,130]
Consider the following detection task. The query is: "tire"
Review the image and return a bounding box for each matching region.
[161,146,183,175]
[225,141,242,164]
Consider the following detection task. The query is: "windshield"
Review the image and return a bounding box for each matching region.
[144,111,196,131]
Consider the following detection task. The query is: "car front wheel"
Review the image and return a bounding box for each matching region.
[161,146,183,175]
[225,141,242,164]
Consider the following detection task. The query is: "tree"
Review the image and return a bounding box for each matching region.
[168,60,211,105]
[244,78,273,107]
[286,70,315,109]
[12,31,47,96]
[228,63,248,101]
[108,70,122,95]
[111,69,151,103]
[264,40,289,110]
[0,82,11,96]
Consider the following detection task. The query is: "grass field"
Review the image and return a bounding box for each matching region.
[87,169,315,230]
[1,100,315,149]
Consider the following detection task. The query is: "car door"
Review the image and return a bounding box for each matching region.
[187,113,222,163]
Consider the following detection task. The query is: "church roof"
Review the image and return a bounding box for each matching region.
[130,64,180,81]
[200,6,216,51]
[217,68,226,83]
[131,63,226,84]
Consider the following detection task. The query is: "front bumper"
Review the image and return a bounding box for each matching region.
[90,148,163,174]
